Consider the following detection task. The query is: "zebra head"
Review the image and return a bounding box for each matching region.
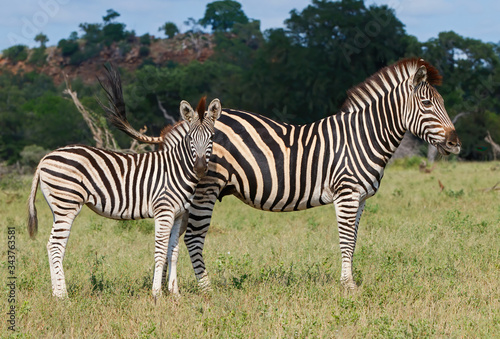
[179,97,221,178]
[404,60,461,155]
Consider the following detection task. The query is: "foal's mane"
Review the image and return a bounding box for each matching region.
[196,96,206,121]
[341,58,442,112]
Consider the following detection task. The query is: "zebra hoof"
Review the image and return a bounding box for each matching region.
[152,289,162,303]
[52,290,68,299]
[341,279,358,292]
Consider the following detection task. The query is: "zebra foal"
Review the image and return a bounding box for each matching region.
[27,66,221,298]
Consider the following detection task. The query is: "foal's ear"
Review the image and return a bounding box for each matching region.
[206,98,222,123]
[413,65,428,88]
[179,100,197,123]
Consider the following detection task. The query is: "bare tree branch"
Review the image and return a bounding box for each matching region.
[452,112,471,124]
[63,73,117,150]
[156,94,177,125]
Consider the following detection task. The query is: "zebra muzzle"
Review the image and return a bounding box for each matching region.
[437,130,461,155]
[194,156,207,178]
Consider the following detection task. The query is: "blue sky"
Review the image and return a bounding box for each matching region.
[1,0,499,52]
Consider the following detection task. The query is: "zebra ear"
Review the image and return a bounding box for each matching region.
[413,65,428,88]
[207,98,222,123]
[179,100,197,123]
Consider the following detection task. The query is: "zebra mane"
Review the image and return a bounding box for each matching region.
[196,96,207,121]
[341,58,442,112]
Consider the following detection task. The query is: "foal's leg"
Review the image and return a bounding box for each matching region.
[166,212,189,296]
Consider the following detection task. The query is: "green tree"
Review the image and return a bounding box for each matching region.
[200,0,249,31]
[158,22,179,38]
[421,31,500,159]
[102,22,127,46]
[103,9,120,24]
[23,93,90,150]
[34,33,49,48]
[79,23,103,44]
[241,0,410,123]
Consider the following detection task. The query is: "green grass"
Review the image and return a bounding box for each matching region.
[1,160,499,337]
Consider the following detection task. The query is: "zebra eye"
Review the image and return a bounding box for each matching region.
[422,99,432,106]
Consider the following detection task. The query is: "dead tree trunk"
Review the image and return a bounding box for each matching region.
[485,130,500,161]
[63,74,117,150]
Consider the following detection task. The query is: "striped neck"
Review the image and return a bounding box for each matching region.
[338,62,423,160]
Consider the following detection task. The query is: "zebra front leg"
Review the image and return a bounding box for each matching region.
[166,212,188,296]
[152,209,175,299]
[333,189,365,290]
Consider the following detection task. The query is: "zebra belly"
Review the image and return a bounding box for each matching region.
[84,186,155,220]
[228,179,331,212]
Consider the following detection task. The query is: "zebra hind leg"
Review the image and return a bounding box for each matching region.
[184,210,213,293]
[181,182,221,294]
[333,190,365,291]
[47,206,81,298]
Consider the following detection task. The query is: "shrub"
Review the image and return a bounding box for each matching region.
[28,47,47,66]
[139,34,151,45]
[3,45,28,62]
[58,39,79,56]
[118,41,131,56]
[69,43,102,65]
[20,144,50,168]
[139,46,150,57]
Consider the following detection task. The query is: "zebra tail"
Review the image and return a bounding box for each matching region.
[27,167,40,239]
[97,63,163,145]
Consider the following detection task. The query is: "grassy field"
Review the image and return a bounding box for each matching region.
[1,159,499,338]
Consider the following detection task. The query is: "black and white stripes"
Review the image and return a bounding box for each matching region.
[173,58,460,293]
[27,67,221,298]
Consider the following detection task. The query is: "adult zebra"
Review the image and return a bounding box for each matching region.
[27,66,221,298]
[114,58,461,294]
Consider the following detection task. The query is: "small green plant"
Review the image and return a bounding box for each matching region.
[89,253,112,294]
[445,188,464,198]
[307,216,319,230]
[392,188,403,197]
[365,202,379,214]
[115,219,153,234]
[89,220,103,232]
[232,273,249,289]
[391,156,425,169]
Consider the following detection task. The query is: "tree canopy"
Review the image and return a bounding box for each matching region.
[1,1,499,163]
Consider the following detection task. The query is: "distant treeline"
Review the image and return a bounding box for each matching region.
[1,0,499,163]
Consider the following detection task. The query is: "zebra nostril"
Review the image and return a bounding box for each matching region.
[446,140,457,148]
